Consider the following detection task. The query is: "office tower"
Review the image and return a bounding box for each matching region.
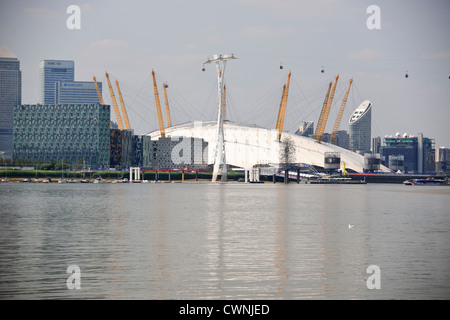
[349,100,372,154]
[380,132,435,173]
[39,60,74,104]
[0,46,21,159]
[55,80,102,104]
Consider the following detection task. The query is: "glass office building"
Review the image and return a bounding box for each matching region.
[13,104,110,169]
[381,133,435,173]
[55,81,102,104]
[39,60,74,104]
[349,100,372,154]
[0,46,21,159]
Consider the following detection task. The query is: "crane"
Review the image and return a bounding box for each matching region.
[115,79,131,130]
[276,71,291,142]
[105,72,124,130]
[163,82,172,127]
[152,69,166,138]
[329,78,353,144]
[314,74,339,142]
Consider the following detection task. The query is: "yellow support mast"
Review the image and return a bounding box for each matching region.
[315,74,339,142]
[330,78,353,144]
[115,79,131,130]
[275,84,286,132]
[152,69,166,138]
[314,82,332,142]
[163,82,172,128]
[277,71,291,142]
[105,72,124,130]
[93,76,104,104]
[94,76,111,128]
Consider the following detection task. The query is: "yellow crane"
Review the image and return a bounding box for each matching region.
[115,79,131,130]
[329,78,353,144]
[314,74,339,142]
[152,69,166,138]
[105,72,124,130]
[276,71,291,142]
[163,82,172,128]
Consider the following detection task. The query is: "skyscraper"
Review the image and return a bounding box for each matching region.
[349,100,372,154]
[39,60,74,104]
[0,46,21,159]
[55,80,102,104]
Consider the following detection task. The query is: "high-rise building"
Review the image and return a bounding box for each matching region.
[55,81,102,104]
[372,136,381,154]
[0,46,21,159]
[380,132,435,173]
[435,147,449,173]
[295,121,314,137]
[39,60,74,104]
[13,104,110,169]
[349,100,372,154]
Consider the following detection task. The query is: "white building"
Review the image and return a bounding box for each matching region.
[147,120,391,173]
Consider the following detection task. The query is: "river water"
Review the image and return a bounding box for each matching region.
[0,182,449,300]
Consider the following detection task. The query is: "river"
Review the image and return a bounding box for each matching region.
[0,182,449,299]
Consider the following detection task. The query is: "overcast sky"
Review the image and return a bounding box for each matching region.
[1,0,449,147]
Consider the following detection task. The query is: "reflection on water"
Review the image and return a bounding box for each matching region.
[0,183,449,299]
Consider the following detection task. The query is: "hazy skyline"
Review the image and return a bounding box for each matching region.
[1,0,449,147]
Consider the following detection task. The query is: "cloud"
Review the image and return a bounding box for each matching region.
[79,3,94,14]
[348,48,382,60]
[237,0,342,18]
[90,39,128,49]
[24,7,61,19]
[235,25,296,39]
[421,50,450,60]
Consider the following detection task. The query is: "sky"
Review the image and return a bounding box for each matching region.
[1,0,449,147]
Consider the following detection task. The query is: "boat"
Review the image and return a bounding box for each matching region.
[58,179,66,184]
[80,179,90,183]
[93,177,105,184]
[403,178,447,185]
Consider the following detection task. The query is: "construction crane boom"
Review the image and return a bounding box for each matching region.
[315,74,339,142]
[163,82,172,127]
[105,72,124,130]
[115,80,131,130]
[93,76,104,104]
[277,71,291,142]
[152,69,166,138]
[330,78,353,144]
